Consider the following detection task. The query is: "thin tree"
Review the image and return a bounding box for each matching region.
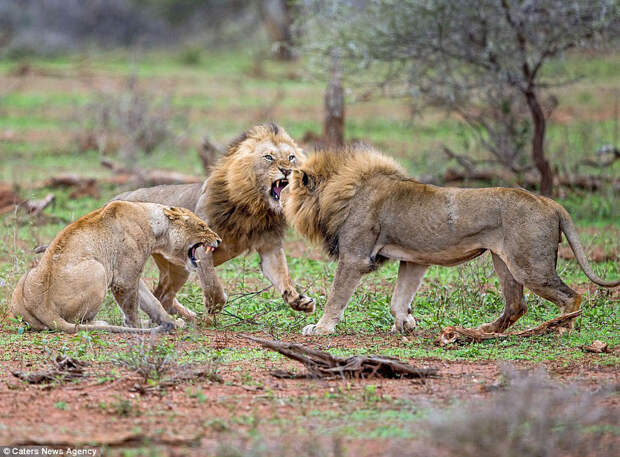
[324,49,345,145]
[299,0,618,195]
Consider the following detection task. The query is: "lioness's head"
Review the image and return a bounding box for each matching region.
[163,207,221,272]
[220,123,304,213]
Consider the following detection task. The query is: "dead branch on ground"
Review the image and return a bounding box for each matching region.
[442,146,620,192]
[130,365,223,394]
[23,193,56,215]
[0,184,56,216]
[12,355,87,384]
[241,334,438,379]
[101,158,203,186]
[443,167,620,192]
[437,310,581,346]
[43,174,101,198]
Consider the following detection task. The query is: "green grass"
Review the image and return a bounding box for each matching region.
[0,48,618,371]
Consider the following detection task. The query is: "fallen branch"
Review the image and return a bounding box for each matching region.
[437,310,582,346]
[0,183,21,214]
[12,355,87,384]
[42,174,101,198]
[23,193,55,215]
[101,158,203,186]
[443,168,620,192]
[130,365,223,394]
[241,334,438,379]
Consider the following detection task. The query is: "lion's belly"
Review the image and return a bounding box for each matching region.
[378,244,486,266]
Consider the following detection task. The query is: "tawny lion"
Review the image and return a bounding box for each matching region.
[115,123,315,321]
[11,202,220,333]
[283,145,619,336]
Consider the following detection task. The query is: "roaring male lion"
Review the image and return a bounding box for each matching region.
[11,202,221,333]
[283,145,619,335]
[114,123,315,321]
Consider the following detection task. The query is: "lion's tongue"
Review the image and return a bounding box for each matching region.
[273,184,285,199]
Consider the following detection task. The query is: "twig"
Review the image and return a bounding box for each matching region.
[437,310,582,346]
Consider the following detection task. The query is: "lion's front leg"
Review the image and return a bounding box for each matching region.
[195,247,228,316]
[302,260,363,336]
[258,245,315,313]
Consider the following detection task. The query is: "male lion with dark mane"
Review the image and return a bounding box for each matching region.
[283,145,619,336]
[115,123,315,320]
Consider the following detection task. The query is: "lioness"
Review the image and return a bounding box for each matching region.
[11,202,221,333]
[115,123,315,320]
[283,146,619,335]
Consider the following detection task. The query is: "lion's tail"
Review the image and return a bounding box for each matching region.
[558,206,619,287]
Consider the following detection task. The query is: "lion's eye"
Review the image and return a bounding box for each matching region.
[264,154,274,161]
[289,155,296,162]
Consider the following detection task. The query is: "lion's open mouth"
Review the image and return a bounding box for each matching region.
[270,179,289,201]
[188,242,216,268]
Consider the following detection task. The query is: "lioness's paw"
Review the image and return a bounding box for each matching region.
[292,295,316,313]
[172,299,198,321]
[302,323,332,336]
[174,318,186,329]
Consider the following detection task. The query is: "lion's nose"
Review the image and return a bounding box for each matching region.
[279,167,291,177]
[212,238,221,248]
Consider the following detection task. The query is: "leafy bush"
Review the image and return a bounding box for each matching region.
[77,76,179,166]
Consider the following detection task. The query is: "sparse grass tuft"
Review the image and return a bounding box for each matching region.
[113,334,175,383]
[421,368,616,457]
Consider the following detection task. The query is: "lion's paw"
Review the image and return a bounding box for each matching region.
[391,315,417,334]
[172,299,198,321]
[174,318,186,329]
[292,295,316,313]
[302,323,332,336]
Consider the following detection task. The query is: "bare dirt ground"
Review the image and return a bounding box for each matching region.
[1,330,617,456]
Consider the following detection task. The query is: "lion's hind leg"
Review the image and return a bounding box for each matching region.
[478,253,527,333]
[522,276,581,329]
[390,261,428,334]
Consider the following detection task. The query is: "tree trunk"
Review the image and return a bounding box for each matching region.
[524,88,553,196]
[324,51,345,146]
[260,0,294,60]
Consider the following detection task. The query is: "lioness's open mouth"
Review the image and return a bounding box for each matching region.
[270,179,289,201]
[188,242,216,268]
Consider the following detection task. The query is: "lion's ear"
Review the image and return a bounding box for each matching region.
[301,171,315,191]
[164,207,182,221]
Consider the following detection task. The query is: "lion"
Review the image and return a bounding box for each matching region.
[10,202,221,333]
[283,145,619,335]
[114,123,315,321]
